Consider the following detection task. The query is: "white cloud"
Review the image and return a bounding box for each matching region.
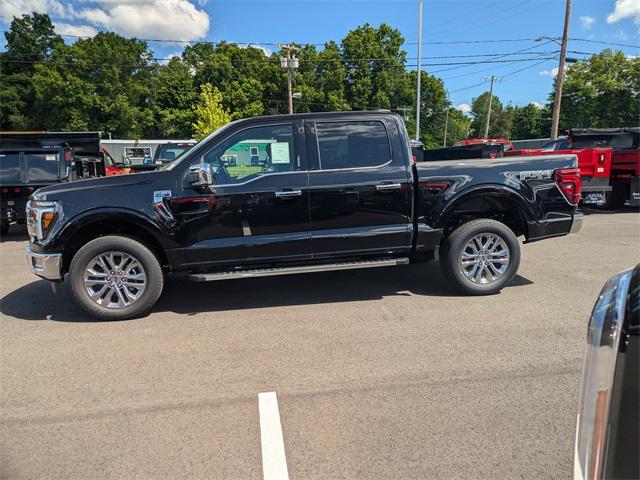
[539,67,559,78]
[0,0,67,23]
[456,103,472,114]
[607,0,640,26]
[76,0,210,41]
[54,21,98,37]
[579,15,595,29]
[531,101,544,109]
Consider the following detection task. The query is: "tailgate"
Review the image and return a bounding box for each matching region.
[0,149,66,185]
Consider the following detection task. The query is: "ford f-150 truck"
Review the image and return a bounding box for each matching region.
[24,111,583,320]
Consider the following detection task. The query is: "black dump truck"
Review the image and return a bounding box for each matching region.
[25,112,583,320]
[0,131,104,235]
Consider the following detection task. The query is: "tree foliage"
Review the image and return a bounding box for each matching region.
[1,13,636,143]
[192,83,231,140]
[555,49,639,130]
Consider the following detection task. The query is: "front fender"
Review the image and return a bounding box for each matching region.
[48,207,177,251]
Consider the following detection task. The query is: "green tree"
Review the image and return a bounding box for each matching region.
[192,83,232,140]
[30,32,156,137]
[506,103,550,140]
[0,12,63,129]
[153,57,196,138]
[341,23,408,110]
[470,92,511,138]
[444,107,472,145]
[554,49,640,130]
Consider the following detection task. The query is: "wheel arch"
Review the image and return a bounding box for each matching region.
[55,209,171,274]
[437,185,533,239]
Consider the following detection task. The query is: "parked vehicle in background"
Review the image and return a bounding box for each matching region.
[574,264,639,480]
[409,139,425,162]
[0,131,104,236]
[454,138,515,152]
[25,111,583,320]
[542,128,640,208]
[102,147,131,176]
[131,141,196,172]
[424,142,504,161]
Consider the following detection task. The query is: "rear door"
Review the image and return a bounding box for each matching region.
[306,116,413,258]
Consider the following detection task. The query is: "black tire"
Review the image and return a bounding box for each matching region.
[0,221,9,237]
[440,219,521,295]
[69,235,164,320]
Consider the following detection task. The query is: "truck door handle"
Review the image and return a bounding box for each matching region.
[275,189,302,198]
[375,183,401,191]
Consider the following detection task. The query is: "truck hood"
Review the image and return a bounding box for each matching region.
[32,171,168,201]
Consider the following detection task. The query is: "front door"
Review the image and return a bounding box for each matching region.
[173,122,310,268]
[306,117,413,258]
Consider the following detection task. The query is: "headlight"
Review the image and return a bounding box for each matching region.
[574,267,633,480]
[26,200,62,242]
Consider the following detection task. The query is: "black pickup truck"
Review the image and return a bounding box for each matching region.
[25,111,583,320]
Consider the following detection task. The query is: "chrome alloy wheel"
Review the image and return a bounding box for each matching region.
[83,251,147,309]
[459,233,510,284]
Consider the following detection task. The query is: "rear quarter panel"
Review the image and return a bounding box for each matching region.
[415,154,579,230]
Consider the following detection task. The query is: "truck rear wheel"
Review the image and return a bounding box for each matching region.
[69,235,164,320]
[440,219,521,295]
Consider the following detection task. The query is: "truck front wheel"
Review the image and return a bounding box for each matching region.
[440,219,521,295]
[69,235,164,320]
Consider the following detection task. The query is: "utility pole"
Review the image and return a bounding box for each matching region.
[415,0,423,141]
[483,75,499,139]
[550,0,571,139]
[443,107,449,147]
[278,44,300,115]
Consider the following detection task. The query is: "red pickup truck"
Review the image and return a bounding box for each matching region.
[541,128,639,208]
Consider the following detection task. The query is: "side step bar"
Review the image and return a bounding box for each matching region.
[189,257,410,282]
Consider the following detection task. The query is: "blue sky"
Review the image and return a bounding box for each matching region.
[2,0,639,112]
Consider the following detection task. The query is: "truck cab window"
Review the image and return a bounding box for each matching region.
[202,124,295,184]
[315,121,391,170]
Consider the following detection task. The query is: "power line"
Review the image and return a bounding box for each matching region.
[3,49,559,63]
[431,39,556,76]
[3,29,636,50]
[0,30,549,46]
[570,37,640,49]
[426,0,554,41]
[0,56,560,69]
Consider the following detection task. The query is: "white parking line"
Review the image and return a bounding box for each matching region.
[258,392,289,480]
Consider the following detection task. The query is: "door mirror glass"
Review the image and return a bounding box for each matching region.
[188,163,214,188]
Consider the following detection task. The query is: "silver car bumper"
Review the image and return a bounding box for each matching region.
[26,246,62,281]
[570,212,584,234]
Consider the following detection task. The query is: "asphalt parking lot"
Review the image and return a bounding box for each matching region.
[1,209,639,479]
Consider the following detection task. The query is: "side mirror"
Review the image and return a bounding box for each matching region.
[188,163,214,189]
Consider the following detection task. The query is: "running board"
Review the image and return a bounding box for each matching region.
[189,257,410,282]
